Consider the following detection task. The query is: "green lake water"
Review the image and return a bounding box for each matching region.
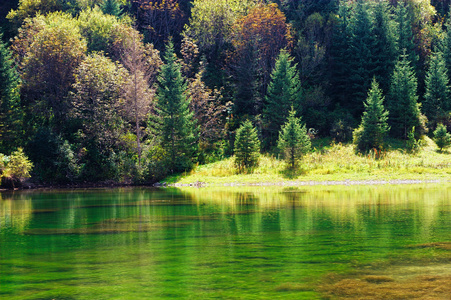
[1,185,451,299]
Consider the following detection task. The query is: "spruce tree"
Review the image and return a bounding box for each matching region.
[263,49,302,150]
[234,120,260,170]
[442,16,451,76]
[395,2,418,67]
[353,79,390,153]
[347,0,377,117]
[433,123,451,151]
[100,0,122,17]
[278,108,311,169]
[153,40,197,173]
[423,51,450,128]
[372,0,397,93]
[328,0,353,110]
[387,52,422,139]
[0,32,22,154]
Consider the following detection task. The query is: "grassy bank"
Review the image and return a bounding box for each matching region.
[164,137,451,185]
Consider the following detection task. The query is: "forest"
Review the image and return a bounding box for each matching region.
[1,0,451,187]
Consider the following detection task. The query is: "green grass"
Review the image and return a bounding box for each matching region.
[164,137,451,185]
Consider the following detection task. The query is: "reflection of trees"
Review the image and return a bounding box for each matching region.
[0,192,33,234]
[180,185,451,242]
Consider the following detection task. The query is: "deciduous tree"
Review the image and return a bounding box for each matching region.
[0,33,22,154]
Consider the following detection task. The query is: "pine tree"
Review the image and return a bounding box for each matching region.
[233,42,261,119]
[0,32,22,154]
[372,0,397,94]
[442,16,451,76]
[423,51,451,128]
[278,108,311,169]
[328,0,353,110]
[433,123,451,151]
[347,0,377,117]
[395,2,418,67]
[387,51,422,139]
[234,120,260,170]
[263,49,302,150]
[153,40,197,173]
[353,79,390,153]
[100,0,122,17]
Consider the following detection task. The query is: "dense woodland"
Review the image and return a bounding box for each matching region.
[1,0,451,186]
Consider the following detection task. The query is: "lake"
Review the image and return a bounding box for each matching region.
[1,185,451,299]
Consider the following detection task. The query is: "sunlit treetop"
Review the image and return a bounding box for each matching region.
[184,0,260,51]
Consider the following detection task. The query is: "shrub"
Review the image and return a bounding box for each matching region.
[1,148,33,188]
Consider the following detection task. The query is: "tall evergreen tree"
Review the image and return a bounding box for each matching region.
[263,49,302,150]
[278,108,311,169]
[232,42,261,119]
[387,52,422,139]
[153,40,197,173]
[328,0,353,108]
[0,32,22,154]
[372,0,398,93]
[423,51,450,128]
[353,79,390,152]
[441,16,451,80]
[234,120,260,170]
[347,0,377,117]
[395,2,418,66]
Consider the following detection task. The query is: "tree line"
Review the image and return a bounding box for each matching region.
[1,0,451,186]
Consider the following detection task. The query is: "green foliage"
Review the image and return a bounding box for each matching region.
[433,123,451,151]
[77,6,121,53]
[387,52,422,139]
[395,1,418,67]
[406,127,421,153]
[70,53,127,148]
[100,0,122,17]
[423,51,450,128]
[353,79,390,153]
[0,32,22,154]
[18,12,86,131]
[152,40,197,173]
[263,49,302,149]
[234,120,260,170]
[278,108,311,169]
[27,128,79,183]
[0,148,33,188]
[346,0,377,116]
[184,0,257,52]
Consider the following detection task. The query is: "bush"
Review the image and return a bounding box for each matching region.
[0,148,33,188]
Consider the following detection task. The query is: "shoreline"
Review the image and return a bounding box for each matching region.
[167,178,447,188]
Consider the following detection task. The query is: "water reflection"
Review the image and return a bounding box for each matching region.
[0,192,33,234]
[0,185,450,299]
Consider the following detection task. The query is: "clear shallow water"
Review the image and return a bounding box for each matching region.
[1,185,451,299]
